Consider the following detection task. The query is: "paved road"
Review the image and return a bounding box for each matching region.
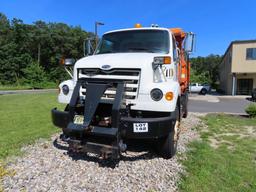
[188,96,252,114]
[0,89,57,95]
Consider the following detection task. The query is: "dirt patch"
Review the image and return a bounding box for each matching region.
[207,125,256,149]
[208,137,235,149]
[208,138,219,149]
[244,126,256,136]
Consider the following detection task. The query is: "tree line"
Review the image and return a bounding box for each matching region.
[0,12,91,88]
[190,54,222,88]
[0,12,222,88]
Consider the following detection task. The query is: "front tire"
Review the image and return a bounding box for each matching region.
[200,88,207,95]
[157,105,180,159]
[181,92,188,118]
[157,129,177,159]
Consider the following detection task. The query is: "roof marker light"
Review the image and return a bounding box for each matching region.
[134,23,142,28]
[151,24,159,28]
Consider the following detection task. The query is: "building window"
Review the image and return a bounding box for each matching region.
[246,48,256,60]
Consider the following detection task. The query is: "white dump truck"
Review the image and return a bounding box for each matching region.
[52,24,195,159]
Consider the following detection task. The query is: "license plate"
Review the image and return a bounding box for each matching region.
[73,115,84,124]
[133,123,148,133]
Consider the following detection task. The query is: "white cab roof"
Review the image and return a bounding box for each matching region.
[104,27,171,35]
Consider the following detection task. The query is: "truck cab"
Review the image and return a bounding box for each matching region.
[52,25,194,159]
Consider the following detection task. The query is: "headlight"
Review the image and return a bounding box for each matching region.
[62,85,69,95]
[150,88,163,101]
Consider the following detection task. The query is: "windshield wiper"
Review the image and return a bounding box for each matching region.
[128,47,154,53]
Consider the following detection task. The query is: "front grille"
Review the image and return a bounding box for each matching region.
[78,68,141,101]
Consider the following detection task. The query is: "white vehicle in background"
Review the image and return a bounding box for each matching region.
[189,83,211,95]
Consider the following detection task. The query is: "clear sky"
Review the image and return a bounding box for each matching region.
[1,0,255,56]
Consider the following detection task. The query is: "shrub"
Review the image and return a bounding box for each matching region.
[245,104,256,117]
[22,62,48,88]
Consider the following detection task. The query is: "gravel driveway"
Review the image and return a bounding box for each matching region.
[3,113,201,192]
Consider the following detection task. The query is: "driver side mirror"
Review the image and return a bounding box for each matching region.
[184,32,195,53]
[59,58,74,78]
[84,38,95,56]
[60,58,75,66]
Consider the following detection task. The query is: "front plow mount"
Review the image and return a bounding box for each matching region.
[52,79,127,159]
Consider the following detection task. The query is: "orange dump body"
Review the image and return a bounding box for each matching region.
[170,28,190,94]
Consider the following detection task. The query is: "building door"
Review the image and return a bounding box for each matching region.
[236,79,253,95]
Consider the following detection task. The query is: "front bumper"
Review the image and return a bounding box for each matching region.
[51,108,175,139]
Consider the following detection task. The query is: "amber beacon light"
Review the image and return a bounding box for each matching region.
[134,23,142,28]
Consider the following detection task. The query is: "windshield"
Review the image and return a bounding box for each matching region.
[95,30,170,54]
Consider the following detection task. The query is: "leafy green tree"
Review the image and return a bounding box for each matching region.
[190,68,210,83]
[190,54,222,86]
[0,12,89,87]
[0,13,10,44]
[22,62,47,88]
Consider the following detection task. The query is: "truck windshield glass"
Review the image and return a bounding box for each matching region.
[95,30,169,54]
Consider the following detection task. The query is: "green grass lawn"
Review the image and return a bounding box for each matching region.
[0,85,32,90]
[180,114,256,192]
[0,93,64,159]
[0,84,57,90]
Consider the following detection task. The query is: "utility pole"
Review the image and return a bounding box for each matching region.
[95,21,104,48]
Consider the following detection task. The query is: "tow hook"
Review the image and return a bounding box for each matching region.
[119,140,127,152]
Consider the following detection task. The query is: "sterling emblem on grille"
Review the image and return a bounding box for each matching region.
[101,64,111,70]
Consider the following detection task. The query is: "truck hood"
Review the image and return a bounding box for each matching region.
[75,53,165,69]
